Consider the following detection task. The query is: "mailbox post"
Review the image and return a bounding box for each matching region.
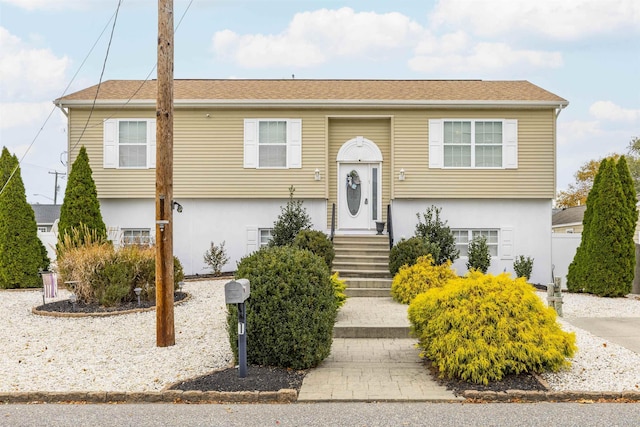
[224,279,250,378]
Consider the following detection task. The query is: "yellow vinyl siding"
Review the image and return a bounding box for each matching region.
[393,109,556,199]
[66,106,556,201]
[68,108,327,199]
[327,117,391,227]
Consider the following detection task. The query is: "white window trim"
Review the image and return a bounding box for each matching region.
[121,228,152,246]
[453,228,506,259]
[429,119,517,169]
[103,119,156,169]
[243,118,302,169]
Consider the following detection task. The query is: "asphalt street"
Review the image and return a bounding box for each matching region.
[2,402,639,427]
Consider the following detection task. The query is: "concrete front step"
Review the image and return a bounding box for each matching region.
[333,253,389,263]
[337,269,391,279]
[333,261,389,272]
[334,297,410,339]
[344,278,392,289]
[345,288,391,297]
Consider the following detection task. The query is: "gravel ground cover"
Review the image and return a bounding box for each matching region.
[1,282,638,394]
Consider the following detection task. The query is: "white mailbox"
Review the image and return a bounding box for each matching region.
[224,279,250,304]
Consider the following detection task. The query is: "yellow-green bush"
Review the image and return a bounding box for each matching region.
[390,255,456,304]
[408,271,576,385]
[331,272,347,309]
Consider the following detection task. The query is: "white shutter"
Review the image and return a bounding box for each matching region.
[244,119,258,168]
[428,119,444,169]
[246,227,258,254]
[103,119,117,168]
[500,227,514,260]
[287,119,302,168]
[503,119,518,169]
[148,119,156,168]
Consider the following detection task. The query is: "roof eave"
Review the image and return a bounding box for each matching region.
[54,99,569,109]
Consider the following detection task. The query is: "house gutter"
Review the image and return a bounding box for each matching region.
[555,103,568,118]
[53,100,69,117]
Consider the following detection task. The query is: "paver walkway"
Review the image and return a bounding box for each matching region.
[298,298,462,402]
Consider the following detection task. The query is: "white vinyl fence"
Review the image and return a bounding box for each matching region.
[551,233,581,289]
[37,231,58,265]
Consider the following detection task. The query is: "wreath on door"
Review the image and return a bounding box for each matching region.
[347,170,361,189]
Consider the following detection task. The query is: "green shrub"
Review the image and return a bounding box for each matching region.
[389,237,440,276]
[513,255,534,281]
[330,272,348,309]
[466,235,491,273]
[390,255,456,304]
[269,186,312,247]
[415,205,459,265]
[203,241,229,276]
[228,246,336,369]
[293,230,335,269]
[408,271,576,385]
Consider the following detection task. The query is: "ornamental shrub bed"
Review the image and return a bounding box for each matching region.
[56,240,183,307]
[229,246,337,370]
[390,255,456,304]
[293,230,335,269]
[389,237,440,276]
[408,271,576,385]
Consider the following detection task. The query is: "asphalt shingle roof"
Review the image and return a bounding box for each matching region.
[30,204,61,225]
[552,205,587,226]
[56,79,568,104]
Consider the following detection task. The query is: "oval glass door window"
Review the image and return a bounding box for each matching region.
[346,170,361,216]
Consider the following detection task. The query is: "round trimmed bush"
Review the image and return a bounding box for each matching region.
[228,246,337,369]
[389,237,440,276]
[390,255,456,304]
[408,271,576,385]
[293,230,335,269]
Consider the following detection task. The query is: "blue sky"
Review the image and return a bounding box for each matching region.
[1,0,638,204]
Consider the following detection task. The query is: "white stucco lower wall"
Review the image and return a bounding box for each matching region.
[99,198,328,276]
[391,199,553,286]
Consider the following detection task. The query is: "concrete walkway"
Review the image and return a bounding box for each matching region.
[564,317,640,353]
[298,298,462,402]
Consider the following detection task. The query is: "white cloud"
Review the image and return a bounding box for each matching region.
[430,0,640,40]
[0,102,54,130]
[212,7,424,68]
[589,101,640,122]
[0,27,70,101]
[409,38,562,74]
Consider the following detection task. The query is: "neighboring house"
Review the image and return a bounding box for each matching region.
[31,203,60,262]
[31,203,60,233]
[54,79,568,284]
[552,205,586,234]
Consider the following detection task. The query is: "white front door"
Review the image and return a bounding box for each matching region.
[338,163,379,230]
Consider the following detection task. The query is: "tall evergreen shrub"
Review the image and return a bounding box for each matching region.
[566,159,607,292]
[584,160,634,296]
[58,146,107,247]
[466,235,491,273]
[268,186,312,247]
[0,147,50,288]
[415,206,459,265]
[616,156,638,287]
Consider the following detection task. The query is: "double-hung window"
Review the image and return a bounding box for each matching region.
[103,119,156,169]
[454,229,499,257]
[244,119,302,169]
[429,119,517,169]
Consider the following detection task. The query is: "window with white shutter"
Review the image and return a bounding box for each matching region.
[244,119,302,169]
[103,119,156,169]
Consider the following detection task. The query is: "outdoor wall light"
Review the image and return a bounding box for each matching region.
[134,287,142,306]
[172,201,183,213]
[399,169,406,181]
[314,168,321,181]
[156,220,169,232]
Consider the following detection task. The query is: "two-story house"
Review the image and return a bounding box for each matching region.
[55,79,567,284]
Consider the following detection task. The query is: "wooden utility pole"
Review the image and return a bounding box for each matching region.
[156,0,175,347]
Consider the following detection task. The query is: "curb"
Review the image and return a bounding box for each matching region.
[462,390,640,402]
[0,389,298,404]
